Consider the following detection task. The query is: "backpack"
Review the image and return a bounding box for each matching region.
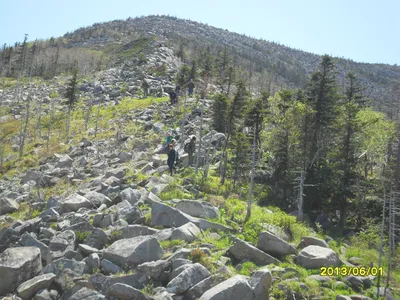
[184,142,191,153]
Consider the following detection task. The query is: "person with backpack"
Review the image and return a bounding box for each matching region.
[167,143,179,176]
[184,136,196,166]
[165,132,173,153]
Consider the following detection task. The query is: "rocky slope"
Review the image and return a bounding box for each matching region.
[64,15,400,105]
[0,25,398,299]
[0,91,397,299]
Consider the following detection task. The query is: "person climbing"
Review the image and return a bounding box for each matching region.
[167,143,179,176]
[142,78,150,98]
[187,79,195,96]
[184,136,196,166]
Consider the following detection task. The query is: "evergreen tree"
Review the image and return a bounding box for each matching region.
[333,72,365,229]
[212,93,229,133]
[220,80,249,184]
[176,64,191,88]
[304,55,340,211]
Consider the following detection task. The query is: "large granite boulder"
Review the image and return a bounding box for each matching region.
[175,200,219,219]
[0,198,20,215]
[256,231,297,257]
[17,273,56,300]
[167,263,211,294]
[0,247,42,296]
[103,236,163,268]
[229,237,280,266]
[107,283,153,300]
[297,245,340,269]
[60,194,92,213]
[199,275,254,300]
[170,222,201,242]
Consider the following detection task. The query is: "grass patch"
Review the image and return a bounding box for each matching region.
[237,261,257,276]
[8,203,41,221]
[159,184,194,201]
[160,239,186,249]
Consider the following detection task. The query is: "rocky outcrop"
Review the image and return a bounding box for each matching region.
[0,247,42,296]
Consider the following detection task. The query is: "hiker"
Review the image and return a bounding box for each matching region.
[142,78,150,98]
[184,136,196,166]
[187,79,194,96]
[167,143,179,176]
[170,91,177,105]
[165,132,173,153]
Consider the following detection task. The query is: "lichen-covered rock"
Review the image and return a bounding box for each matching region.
[17,273,56,300]
[0,247,42,296]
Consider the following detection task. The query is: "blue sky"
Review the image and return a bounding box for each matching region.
[1,0,399,65]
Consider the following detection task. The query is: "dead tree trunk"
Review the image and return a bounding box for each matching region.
[195,103,204,174]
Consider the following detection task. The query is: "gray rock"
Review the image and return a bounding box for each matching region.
[171,222,201,242]
[103,176,120,187]
[42,258,85,276]
[153,122,164,133]
[103,236,164,268]
[105,168,126,179]
[167,263,211,294]
[297,245,340,269]
[137,260,171,280]
[257,231,297,257]
[33,288,59,300]
[56,155,73,168]
[88,272,149,294]
[49,230,75,255]
[0,197,20,215]
[17,273,56,300]
[93,213,114,228]
[19,232,51,264]
[78,244,100,256]
[60,193,92,213]
[198,219,232,232]
[298,236,329,249]
[68,287,106,300]
[118,152,133,163]
[107,283,153,300]
[101,259,123,275]
[199,275,254,300]
[0,247,42,296]
[86,253,100,270]
[229,237,280,266]
[183,275,225,300]
[248,268,272,300]
[120,225,159,239]
[84,191,112,207]
[117,204,143,224]
[119,188,142,206]
[151,201,196,227]
[85,228,109,249]
[176,200,219,219]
